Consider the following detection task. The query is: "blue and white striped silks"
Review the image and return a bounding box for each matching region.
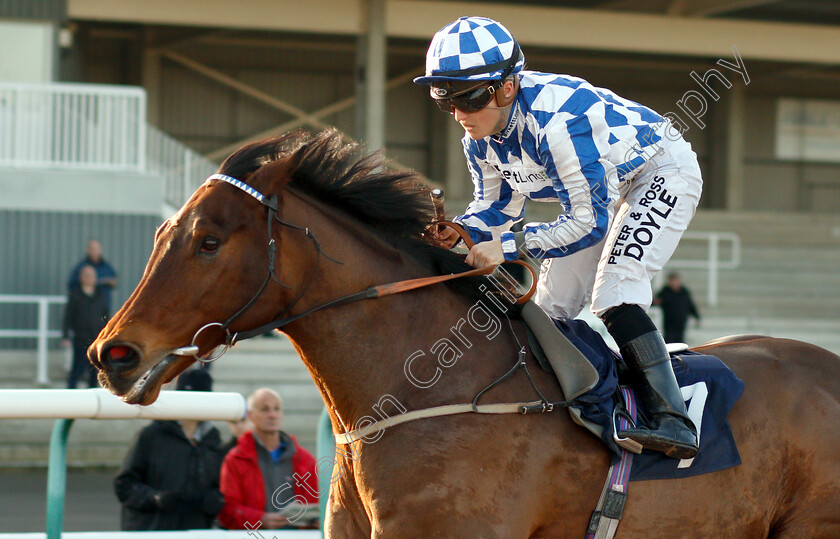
[454,71,669,262]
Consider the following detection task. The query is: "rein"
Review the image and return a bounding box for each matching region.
[177,173,567,444]
[174,174,537,359]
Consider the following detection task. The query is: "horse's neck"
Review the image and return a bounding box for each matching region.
[279,193,518,433]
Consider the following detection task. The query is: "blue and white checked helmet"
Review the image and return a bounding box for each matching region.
[414,17,525,86]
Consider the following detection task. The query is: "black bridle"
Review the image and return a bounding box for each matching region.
[175,174,569,419]
[175,173,535,363]
[173,173,345,361]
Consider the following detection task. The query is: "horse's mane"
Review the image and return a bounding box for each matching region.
[217,129,518,315]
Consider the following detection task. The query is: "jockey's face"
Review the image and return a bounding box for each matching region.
[451,79,516,140]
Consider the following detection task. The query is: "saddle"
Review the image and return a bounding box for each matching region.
[521,303,745,539]
[521,300,610,442]
[522,302,744,468]
[521,300,599,399]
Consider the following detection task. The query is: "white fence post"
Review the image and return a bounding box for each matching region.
[707,234,719,307]
[666,232,740,308]
[0,295,67,386]
[37,297,51,386]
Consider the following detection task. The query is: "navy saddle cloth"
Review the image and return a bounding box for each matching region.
[553,318,745,482]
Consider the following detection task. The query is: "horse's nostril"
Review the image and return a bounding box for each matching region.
[102,344,140,372]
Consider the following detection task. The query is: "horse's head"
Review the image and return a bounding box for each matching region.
[89,137,305,405]
[90,128,470,406]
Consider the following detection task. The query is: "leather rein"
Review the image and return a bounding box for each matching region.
[175,173,579,445]
[172,173,537,360]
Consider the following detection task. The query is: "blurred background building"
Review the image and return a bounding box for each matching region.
[1,0,839,470]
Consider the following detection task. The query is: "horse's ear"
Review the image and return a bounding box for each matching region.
[249,152,304,191]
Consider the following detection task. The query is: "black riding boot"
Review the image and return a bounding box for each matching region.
[602,304,698,460]
[618,331,698,459]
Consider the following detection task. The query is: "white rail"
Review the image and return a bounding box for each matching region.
[0,388,246,420]
[0,294,67,385]
[0,82,146,171]
[662,231,741,307]
[0,389,249,539]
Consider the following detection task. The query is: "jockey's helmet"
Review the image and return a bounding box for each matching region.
[414,17,525,113]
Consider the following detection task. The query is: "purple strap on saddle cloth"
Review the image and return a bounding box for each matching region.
[586,387,636,539]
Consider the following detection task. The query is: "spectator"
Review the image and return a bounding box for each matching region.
[62,265,108,388]
[222,416,251,455]
[68,238,118,310]
[113,369,226,531]
[654,272,701,344]
[218,388,318,530]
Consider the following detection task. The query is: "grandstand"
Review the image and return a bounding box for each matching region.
[1,0,839,535]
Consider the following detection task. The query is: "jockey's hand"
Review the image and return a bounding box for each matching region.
[435,225,461,249]
[465,240,504,268]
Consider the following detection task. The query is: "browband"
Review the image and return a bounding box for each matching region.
[206,173,270,206]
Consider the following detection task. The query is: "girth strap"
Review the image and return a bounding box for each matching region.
[586,386,638,539]
[335,400,545,445]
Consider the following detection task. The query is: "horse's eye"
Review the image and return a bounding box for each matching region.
[199,237,220,254]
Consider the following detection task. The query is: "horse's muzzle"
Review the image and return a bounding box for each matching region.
[92,342,142,373]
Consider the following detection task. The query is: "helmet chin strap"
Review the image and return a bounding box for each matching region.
[486,94,515,135]
[486,78,518,134]
[487,103,514,137]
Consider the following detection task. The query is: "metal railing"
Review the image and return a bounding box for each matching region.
[0,82,218,212]
[0,294,67,385]
[0,82,146,171]
[661,231,741,307]
[147,125,218,211]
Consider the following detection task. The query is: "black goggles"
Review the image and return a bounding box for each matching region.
[430,81,501,113]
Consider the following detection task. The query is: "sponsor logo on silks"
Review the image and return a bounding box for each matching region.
[608,175,679,264]
[487,162,551,184]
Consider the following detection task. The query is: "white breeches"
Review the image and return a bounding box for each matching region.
[534,135,703,320]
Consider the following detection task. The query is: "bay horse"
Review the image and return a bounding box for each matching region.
[89,129,840,538]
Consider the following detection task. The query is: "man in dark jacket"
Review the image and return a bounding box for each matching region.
[113,369,227,530]
[62,264,108,388]
[654,272,701,344]
[67,239,118,310]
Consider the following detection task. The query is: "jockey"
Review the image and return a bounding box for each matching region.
[415,16,702,459]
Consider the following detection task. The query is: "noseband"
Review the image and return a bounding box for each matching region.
[173,173,536,362]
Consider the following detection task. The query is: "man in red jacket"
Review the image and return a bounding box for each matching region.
[218,388,318,530]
